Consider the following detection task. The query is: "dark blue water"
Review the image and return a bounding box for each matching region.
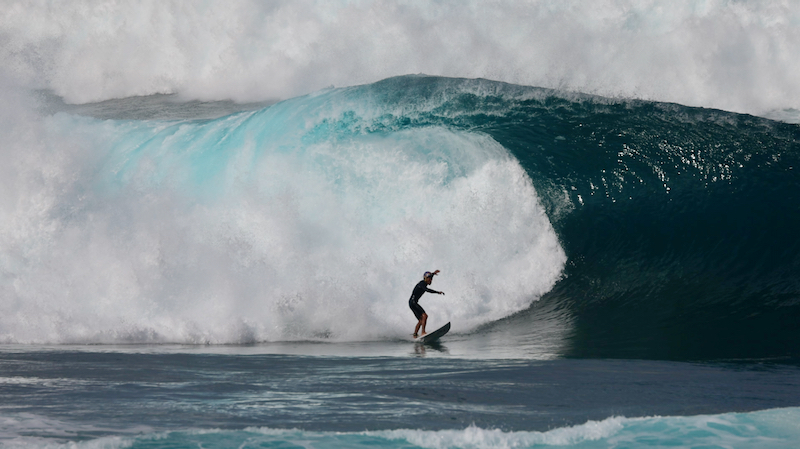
[2,346,800,448]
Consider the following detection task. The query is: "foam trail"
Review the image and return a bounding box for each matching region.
[376,408,800,448]
[0,86,566,344]
[4,408,799,448]
[1,1,799,116]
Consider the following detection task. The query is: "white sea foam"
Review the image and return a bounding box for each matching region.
[1,1,799,117]
[0,86,566,344]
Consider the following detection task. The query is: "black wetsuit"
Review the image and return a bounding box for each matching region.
[409,280,437,320]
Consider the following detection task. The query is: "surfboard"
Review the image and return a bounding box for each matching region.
[416,322,450,344]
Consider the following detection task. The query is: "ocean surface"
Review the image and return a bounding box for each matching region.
[2,2,800,448]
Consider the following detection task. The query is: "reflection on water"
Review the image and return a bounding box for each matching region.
[413,341,449,357]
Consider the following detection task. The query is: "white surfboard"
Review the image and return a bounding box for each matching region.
[415,322,450,344]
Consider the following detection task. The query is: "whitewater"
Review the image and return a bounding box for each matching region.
[2,1,800,448]
[2,81,566,344]
[2,0,800,119]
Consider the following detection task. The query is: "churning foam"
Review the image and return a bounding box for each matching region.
[1,1,799,117]
[0,86,566,344]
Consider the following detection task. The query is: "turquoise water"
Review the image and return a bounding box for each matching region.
[16,409,799,449]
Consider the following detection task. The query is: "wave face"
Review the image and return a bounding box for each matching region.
[2,1,800,118]
[355,76,799,361]
[2,75,799,360]
[455,79,800,361]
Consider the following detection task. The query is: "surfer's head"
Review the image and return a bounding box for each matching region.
[423,271,435,284]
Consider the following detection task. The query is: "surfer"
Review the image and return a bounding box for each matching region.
[409,270,445,337]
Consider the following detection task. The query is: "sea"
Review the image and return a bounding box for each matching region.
[1,2,800,448]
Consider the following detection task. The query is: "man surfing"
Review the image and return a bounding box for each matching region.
[409,270,445,337]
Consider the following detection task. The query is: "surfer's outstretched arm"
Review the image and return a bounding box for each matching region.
[424,270,443,294]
